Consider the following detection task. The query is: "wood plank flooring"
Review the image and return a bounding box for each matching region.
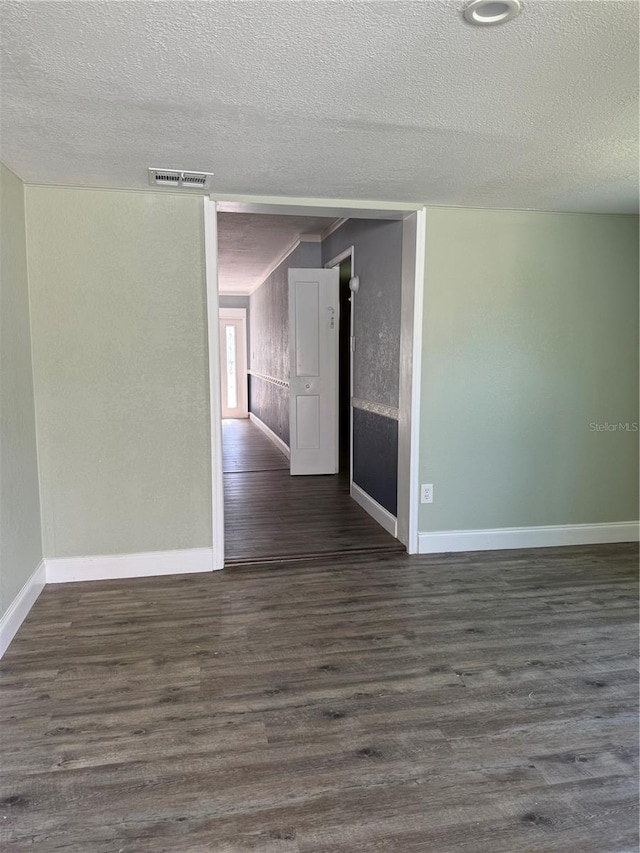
[1,543,638,852]
[223,419,289,474]
[222,418,402,564]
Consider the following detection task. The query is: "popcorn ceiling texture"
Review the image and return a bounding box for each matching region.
[0,0,637,212]
[217,213,337,294]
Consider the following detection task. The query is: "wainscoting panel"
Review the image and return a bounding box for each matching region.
[353,407,398,516]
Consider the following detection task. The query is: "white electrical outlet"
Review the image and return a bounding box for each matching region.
[421,483,433,504]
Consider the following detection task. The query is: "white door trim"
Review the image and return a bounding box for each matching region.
[204,198,225,570]
[207,195,425,562]
[219,307,247,320]
[213,195,422,218]
[408,209,427,554]
[325,246,355,491]
[325,246,355,268]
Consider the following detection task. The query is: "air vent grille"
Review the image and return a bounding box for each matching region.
[182,172,208,187]
[148,168,213,190]
[155,172,180,185]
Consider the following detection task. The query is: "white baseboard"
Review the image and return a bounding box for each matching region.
[46,547,216,584]
[418,521,640,554]
[0,560,46,658]
[249,412,290,459]
[351,482,398,538]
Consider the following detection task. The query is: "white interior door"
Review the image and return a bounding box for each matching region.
[288,268,339,475]
[219,310,248,419]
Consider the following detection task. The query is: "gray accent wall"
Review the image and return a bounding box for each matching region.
[249,376,290,446]
[249,241,321,444]
[353,408,398,515]
[25,186,212,558]
[322,219,403,516]
[0,163,43,618]
[323,219,403,408]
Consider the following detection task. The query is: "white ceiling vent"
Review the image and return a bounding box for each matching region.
[148,168,213,189]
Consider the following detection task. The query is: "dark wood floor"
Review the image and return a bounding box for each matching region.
[1,543,638,852]
[222,418,402,564]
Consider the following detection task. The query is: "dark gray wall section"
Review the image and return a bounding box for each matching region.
[353,408,398,516]
[322,219,403,516]
[249,375,289,445]
[322,219,403,408]
[219,294,250,357]
[249,241,321,442]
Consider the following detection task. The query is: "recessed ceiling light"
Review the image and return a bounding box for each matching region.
[463,0,521,25]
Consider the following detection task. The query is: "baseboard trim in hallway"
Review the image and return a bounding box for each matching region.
[248,412,290,459]
[351,482,398,537]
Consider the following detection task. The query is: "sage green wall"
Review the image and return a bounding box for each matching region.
[25,187,211,557]
[419,208,639,532]
[0,163,42,617]
[16,190,639,561]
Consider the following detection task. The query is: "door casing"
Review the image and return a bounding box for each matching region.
[324,246,355,491]
[204,196,426,568]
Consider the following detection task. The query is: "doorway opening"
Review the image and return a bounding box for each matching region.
[206,199,426,568]
[219,307,248,419]
[325,248,354,478]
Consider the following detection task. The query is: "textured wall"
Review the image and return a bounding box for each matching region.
[249,241,321,442]
[419,208,640,532]
[0,163,43,618]
[25,187,211,558]
[322,219,403,407]
[322,219,403,515]
[2,3,637,214]
[249,376,289,446]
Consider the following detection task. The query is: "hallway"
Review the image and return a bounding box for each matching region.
[223,419,404,564]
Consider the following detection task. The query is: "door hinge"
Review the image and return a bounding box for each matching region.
[350,336,356,352]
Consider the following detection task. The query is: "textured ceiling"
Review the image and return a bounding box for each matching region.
[217,213,338,294]
[0,1,638,212]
